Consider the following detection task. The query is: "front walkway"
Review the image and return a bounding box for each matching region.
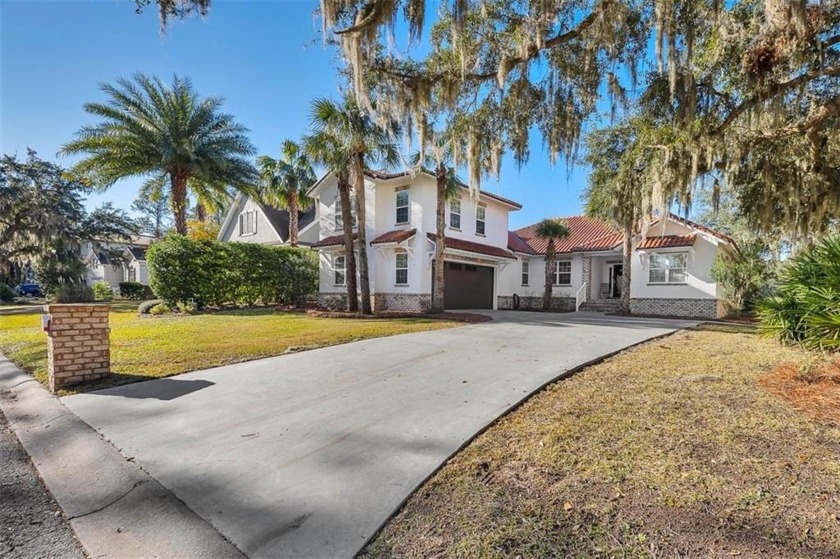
[63,311,697,558]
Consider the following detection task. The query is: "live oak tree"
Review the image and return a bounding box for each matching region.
[61,74,257,235]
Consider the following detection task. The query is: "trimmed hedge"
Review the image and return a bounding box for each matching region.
[146,235,318,307]
[119,281,151,300]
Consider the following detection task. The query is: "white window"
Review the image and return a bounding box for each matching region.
[521,260,529,286]
[334,255,346,285]
[395,251,408,285]
[649,253,687,284]
[449,198,461,229]
[395,188,409,224]
[475,205,486,235]
[553,260,571,285]
[334,196,357,230]
[238,210,257,235]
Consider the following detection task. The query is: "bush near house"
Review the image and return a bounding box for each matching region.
[119,281,151,300]
[52,284,95,303]
[710,239,775,315]
[0,283,15,302]
[92,281,113,301]
[146,235,318,308]
[759,235,840,351]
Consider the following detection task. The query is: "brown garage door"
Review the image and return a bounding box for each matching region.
[443,262,494,309]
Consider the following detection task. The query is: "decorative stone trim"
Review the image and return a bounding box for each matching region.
[497,295,575,312]
[373,293,431,313]
[45,304,110,392]
[317,292,349,311]
[629,298,724,319]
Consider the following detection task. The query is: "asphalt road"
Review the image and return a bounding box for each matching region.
[0,409,84,559]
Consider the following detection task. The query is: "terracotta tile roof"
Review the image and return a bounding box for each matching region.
[427,233,517,260]
[514,216,620,255]
[572,231,624,252]
[637,234,697,250]
[507,231,537,254]
[312,233,356,248]
[370,228,417,245]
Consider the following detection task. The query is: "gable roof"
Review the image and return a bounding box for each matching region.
[371,229,417,245]
[659,213,736,247]
[307,169,522,209]
[260,203,316,243]
[514,216,620,255]
[507,231,537,255]
[126,246,147,261]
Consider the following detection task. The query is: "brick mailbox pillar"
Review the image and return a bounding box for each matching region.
[45,304,110,392]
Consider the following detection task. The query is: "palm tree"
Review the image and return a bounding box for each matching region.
[304,130,359,312]
[535,218,571,311]
[60,73,257,235]
[309,96,400,315]
[257,140,316,247]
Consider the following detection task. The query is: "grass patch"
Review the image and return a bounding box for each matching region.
[363,330,840,558]
[0,302,457,393]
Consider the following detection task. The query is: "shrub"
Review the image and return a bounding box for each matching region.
[52,283,95,303]
[93,281,114,301]
[138,299,162,314]
[119,281,151,300]
[0,283,15,302]
[758,235,840,351]
[146,235,318,307]
[149,302,171,315]
[710,239,775,315]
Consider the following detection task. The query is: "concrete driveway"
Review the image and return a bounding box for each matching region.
[63,311,696,558]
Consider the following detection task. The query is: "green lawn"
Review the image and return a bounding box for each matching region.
[0,302,457,392]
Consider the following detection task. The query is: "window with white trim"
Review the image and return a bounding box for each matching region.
[395,251,409,285]
[238,210,257,235]
[521,260,530,286]
[449,198,461,229]
[334,196,357,230]
[553,260,571,285]
[475,205,486,235]
[334,255,346,285]
[395,188,409,224]
[648,252,687,284]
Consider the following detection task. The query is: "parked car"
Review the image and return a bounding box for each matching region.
[14,282,43,298]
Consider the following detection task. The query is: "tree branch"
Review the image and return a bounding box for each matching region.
[754,94,840,140]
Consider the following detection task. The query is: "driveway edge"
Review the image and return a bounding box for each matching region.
[0,355,245,559]
[357,327,684,556]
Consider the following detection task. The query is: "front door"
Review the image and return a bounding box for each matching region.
[610,264,623,298]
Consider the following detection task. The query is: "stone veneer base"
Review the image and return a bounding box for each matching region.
[497,296,575,312]
[629,298,725,319]
[373,293,432,313]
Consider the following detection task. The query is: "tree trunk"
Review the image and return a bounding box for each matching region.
[195,203,207,222]
[338,176,359,312]
[289,190,299,247]
[170,173,189,235]
[351,153,372,314]
[543,240,555,310]
[431,163,447,313]
[622,221,632,314]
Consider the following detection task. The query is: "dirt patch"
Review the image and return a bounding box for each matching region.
[760,359,840,426]
[362,331,840,558]
[305,309,492,323]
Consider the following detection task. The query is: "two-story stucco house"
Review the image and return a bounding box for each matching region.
[308,169,735,319]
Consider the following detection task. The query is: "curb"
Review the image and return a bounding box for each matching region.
[0,355,244,558]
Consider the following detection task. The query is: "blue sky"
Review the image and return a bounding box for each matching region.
[2,0,590,229]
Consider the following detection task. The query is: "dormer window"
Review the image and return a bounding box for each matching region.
[239,210,257,235]
[395,187,409,224]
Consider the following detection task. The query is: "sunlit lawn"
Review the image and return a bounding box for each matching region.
[0,302,458,392]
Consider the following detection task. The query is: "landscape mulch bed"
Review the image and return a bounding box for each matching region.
[760,358,840,426]
[304,309,492,323]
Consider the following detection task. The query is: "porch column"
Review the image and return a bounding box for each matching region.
[582,256,592,302]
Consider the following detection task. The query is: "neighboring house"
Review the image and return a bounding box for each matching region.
[82,235,157,290]
[217,192,318,245]
[308,169,735,318]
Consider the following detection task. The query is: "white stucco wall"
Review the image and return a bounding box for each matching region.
[497,254,584,299]
[630,220,720,300]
